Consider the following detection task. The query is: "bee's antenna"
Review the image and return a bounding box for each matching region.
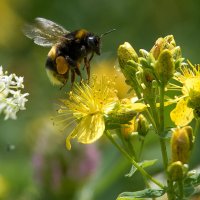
[100,29,116,38]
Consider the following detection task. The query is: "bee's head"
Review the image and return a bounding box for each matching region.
[87,29,116,55]
[87,35,101,55]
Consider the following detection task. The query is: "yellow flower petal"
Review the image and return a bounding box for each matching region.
[170,98,194,126]
[66,114,105,150]
[77,114,105,143]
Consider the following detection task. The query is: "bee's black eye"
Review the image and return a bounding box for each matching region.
[87,36,100,55]
[87,36,95,46]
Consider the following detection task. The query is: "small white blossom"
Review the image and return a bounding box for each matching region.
[14,75,24,88]
[0,66,29,120]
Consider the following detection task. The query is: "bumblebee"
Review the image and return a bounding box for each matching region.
[23,17,115,86]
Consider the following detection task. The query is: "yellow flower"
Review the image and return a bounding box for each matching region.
[56,76,118,150]
[170,62,200,126]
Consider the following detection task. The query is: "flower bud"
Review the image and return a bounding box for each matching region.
[118,42,138,69]
[168,161,184,181]
[121,117,137,139]
[155,49,175,85]
[171,126,194,164]
[150,35,176,59]
[150,37,164,60]
[171,46,182,60]
[105,98,147,128]
[135,114,149,137]
[117,42,139,89]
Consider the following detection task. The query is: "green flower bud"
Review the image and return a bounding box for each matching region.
[118,42,138,69]
[155,49,175,85]
[150,37,165,60]
[171,46,182,60]
[105,98,147,128]
[163,35,176,49]
[135,114,150,137]
[168,161,184,181]
[117,42,140,89]
[171,126,194,164]
[150,35,178,60]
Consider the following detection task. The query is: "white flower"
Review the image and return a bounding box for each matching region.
[14,75,24,88]
[0,66,29,120]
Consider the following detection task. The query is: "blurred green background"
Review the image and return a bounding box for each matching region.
[1,0,200,199]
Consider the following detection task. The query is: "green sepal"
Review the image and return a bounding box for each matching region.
[127,60,140,70]
[139,58,151,69]
[116,188,165,199]
[175,58,185,70]
[171,46,182,60]
[105,110,137,125]
[139,49,150,59]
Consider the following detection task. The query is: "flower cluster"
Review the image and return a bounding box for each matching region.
[0,66,29,120]
[117,36,184,98]
[53,34,200,199]
[116,35,200,199]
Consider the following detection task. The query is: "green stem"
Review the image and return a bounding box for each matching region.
[138,138,145,160]
[159,85,168,171]
[127,140,138,161]
[132,79,142,99]
[159,85,175,200]
[159,138,168,172]
[177,180,184,200]
[148,99,159,134]
[117,129,137,159]
[167,180,175,200]
[194,118,200,137]
[144,109,157,132]
[105,130,165,189]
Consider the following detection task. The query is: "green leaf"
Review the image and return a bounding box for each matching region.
[117,189,165,199]
[184,185,195,197]
[184,172,200,187]
[140,159,157,168]
[125,160,157,177]
[125,165,137,177]
[183,172,200,197]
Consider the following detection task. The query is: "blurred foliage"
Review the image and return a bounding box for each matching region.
[0,0,200,199]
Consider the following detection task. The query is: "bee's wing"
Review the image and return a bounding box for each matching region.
[23,17,70,47]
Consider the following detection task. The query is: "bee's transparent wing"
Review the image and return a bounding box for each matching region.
[23,17,70,47]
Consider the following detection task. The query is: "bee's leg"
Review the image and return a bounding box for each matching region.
[71,70,76,86]
[74,67,83,82]
[80,46,87,70]
[84,53,93,82]
[65,56,83,82]
[88,52,94,62]
[87,52,94,81]
[59,70,69,90]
